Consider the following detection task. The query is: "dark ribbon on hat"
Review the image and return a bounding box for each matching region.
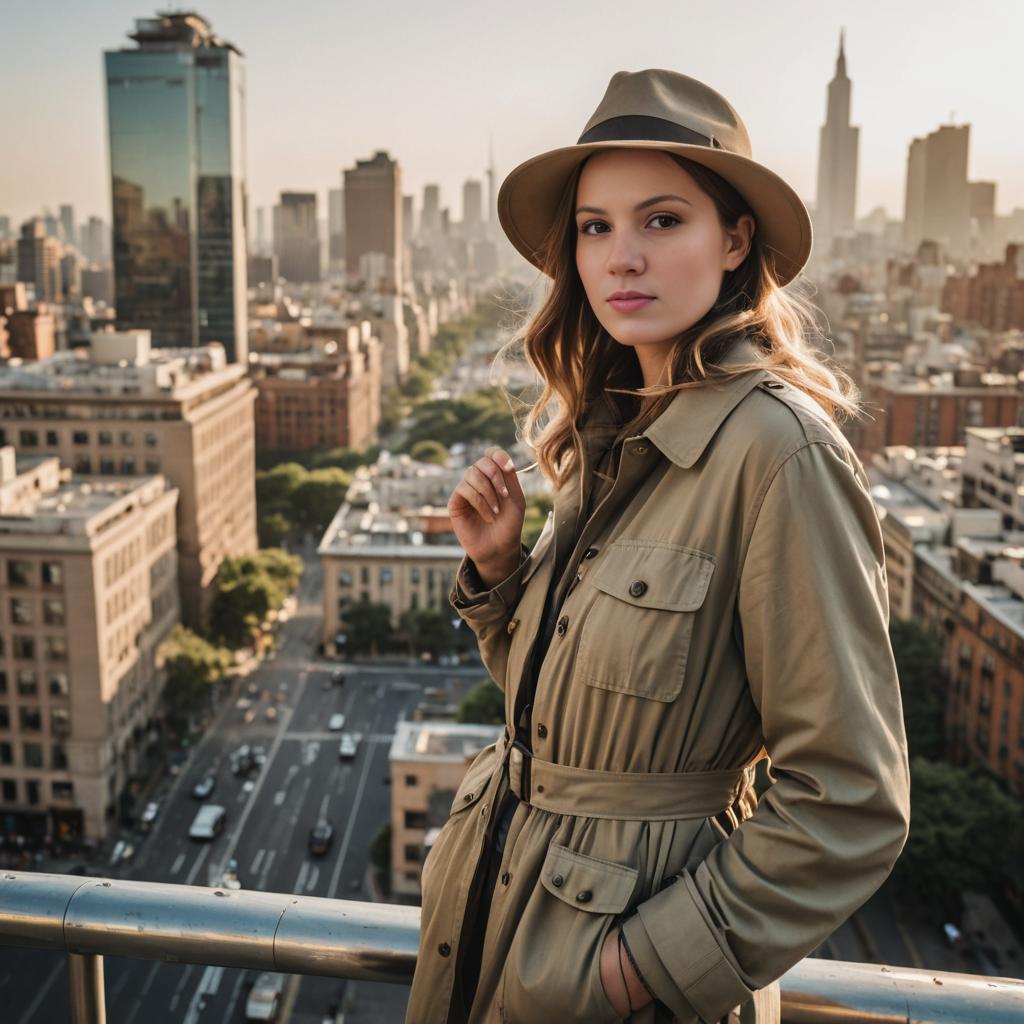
[577,114,724,150]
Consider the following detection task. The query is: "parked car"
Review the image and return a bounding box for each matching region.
[230,745,253,776]
[308,822,335,856]
[189,804,226,841]
[328,713,346,732]
[264,705,279,722]
[218,857,242,890]
[252,745,267,769]
[337,734,359,760]
[245,972,286,1022]
[139,801,160,831]
[192,774,216,800]
[331,669,345,685]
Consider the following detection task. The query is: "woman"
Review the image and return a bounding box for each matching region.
[407,69,911,1024]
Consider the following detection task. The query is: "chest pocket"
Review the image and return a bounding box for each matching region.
[575,540,715,702]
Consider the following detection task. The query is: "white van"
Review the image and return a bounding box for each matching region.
[189,803,226,841]
[245,972,286,1021]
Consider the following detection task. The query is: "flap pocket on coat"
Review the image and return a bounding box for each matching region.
[589,541,715,611]
[539,843,638,914]
[448,739,499,816]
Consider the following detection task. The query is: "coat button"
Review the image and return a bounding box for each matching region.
[551,874,564,887]
[463,792,474,802]
[556,615,569,636]
[438,942,451,956]
[633,445,648,455]
[765,380,785,390]
[575,890,593,903]
[628,580,648,598]
[501,871,511,885]
[583,547,598,559]
[537,723,548,738]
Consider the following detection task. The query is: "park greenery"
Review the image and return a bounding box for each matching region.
[455,679,505,726]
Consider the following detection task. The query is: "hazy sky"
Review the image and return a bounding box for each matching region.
[2,0,1022,229]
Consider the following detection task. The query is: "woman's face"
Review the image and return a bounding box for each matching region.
[575,148,754,380]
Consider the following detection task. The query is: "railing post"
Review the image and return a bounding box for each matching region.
[67,952,106,1024]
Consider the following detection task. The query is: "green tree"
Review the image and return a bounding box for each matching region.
[410,440,449,466]
[522,493,554,549]
[889,618,947,760]
[343,600,395,657]
[401,365,434,401]
[159,625,233,721]
[256,462,306,508]
[209,550,302,648]
[398,608,450,658]
[455,679,505,725]
[370,823,392,871]
[889,757,1024,921]
[289,467,351,532]
[257,512,291,548]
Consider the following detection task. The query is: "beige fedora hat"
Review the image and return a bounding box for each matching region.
[497,68,813,287]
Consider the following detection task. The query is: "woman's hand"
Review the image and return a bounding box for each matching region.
[447,446,526,588]
[598,927,654,1019]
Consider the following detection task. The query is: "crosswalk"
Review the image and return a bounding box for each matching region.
[282,731,395,743]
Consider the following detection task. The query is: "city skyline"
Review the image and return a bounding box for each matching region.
[2,0,1023,230]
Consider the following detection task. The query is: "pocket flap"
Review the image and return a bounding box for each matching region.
[448,740,499,816]
[590,541,715,611]
[540,843,638,914]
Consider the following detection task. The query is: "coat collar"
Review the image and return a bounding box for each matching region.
[581,333,770,468]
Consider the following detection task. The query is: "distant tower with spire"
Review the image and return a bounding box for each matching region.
[814,28,860,257]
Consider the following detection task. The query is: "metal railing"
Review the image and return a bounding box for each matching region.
[1,870,1022,1023]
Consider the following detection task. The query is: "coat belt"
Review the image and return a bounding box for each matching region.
[497,727,756,822]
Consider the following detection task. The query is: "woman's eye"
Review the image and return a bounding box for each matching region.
[579,221,607,235]
[579,215,679,235]
[650,214,679,229]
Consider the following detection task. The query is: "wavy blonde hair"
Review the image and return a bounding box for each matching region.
[494,151,863,494]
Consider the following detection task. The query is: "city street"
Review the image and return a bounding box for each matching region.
[0,554,482,1024]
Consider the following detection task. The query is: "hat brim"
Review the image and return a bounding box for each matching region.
[497,140,812,287]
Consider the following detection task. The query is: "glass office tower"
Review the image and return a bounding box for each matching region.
[105,13,248,362]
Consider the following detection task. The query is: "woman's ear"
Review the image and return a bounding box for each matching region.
[724,214,756,271]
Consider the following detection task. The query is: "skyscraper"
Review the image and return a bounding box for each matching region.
[903,124,971,259]
[16,220,63,304]
[462,179,482,236]
[104,12,248,362]
[273,192,320,283]
[344,151,402,293]
[814,28,860,257]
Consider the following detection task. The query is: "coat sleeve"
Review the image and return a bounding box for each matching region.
[620,439,912,1022]
[448,543,531,690]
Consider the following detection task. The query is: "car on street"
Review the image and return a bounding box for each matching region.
[308,821,335,856]
[192,774,216,800]
[245,971,286,1021]
[218,857,242,890]
[139,801,160,831]
[252,745,267,769]
[328,713,346,732]
[337,733,359,760]
[230,745,253,776]
[331,669,345,685]
[189,804,227,841]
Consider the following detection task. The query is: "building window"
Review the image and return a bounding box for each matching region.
[42,562,63,587]
[99,457,115,475]
[144,432,157,448]
[7,560,32,587]
[405,774,418,786]
[13,636,35,660]
[404,844,422,864]
[338,570,353,587]
[98,431,112,446]
[120,431,134,446]
[404,810,428,828]
[10,598,33,625]
[0,707,8,730]
[380,567,393,585]
[19,707,42,732]
[22,742,43,769]
[73,455,92,474]
[26,780,40,806]
[48,672,69,697]
[45,430,59,446]
[72,430,89,446]
[144,458,160,474]
[0,743,11,766]
[1,779,16,802]
[0,671,6,695]
[51,744,68,770]
[411,567,421,584]
[50,708,70,738]
[44,637,67,662]
[19,430,39,447]
[43,599,64,626]
[52,781,73,801]
[16,671,37,696]
[361,566,369,585]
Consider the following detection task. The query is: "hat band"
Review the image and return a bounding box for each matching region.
[577,114,723,150]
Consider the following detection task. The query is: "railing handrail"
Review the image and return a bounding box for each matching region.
[1,870,1023,1022]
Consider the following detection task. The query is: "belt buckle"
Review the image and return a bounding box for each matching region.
[507,737,531,801]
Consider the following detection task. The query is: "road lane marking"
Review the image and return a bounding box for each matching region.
[257,849,277,890]
[306,865,320,891]
[183,844,211,886]
[294,861,310,893]
[169,963,195,1013]
[250,848,266,875]
[169,852,186,876]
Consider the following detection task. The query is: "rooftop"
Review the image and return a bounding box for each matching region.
[389,721,503,764]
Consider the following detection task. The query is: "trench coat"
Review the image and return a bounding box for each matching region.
[406,334,912,1024]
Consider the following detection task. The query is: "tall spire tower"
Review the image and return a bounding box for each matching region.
[814,28,860,257]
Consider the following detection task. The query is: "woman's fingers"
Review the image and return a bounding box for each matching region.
[483,447,521,502]
[452,479,496,524]
[466,464,501,515]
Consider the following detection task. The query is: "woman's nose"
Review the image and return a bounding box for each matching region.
[606,233,645,275]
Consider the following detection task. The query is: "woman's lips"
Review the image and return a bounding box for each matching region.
[608,296,655,312]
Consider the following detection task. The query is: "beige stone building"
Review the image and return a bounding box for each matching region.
[0,330,257,626]
[388,720,502,897]
[318,506,463,656]
[0,448,180,842]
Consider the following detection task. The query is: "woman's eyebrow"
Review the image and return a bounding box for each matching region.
[575,194,693,216]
